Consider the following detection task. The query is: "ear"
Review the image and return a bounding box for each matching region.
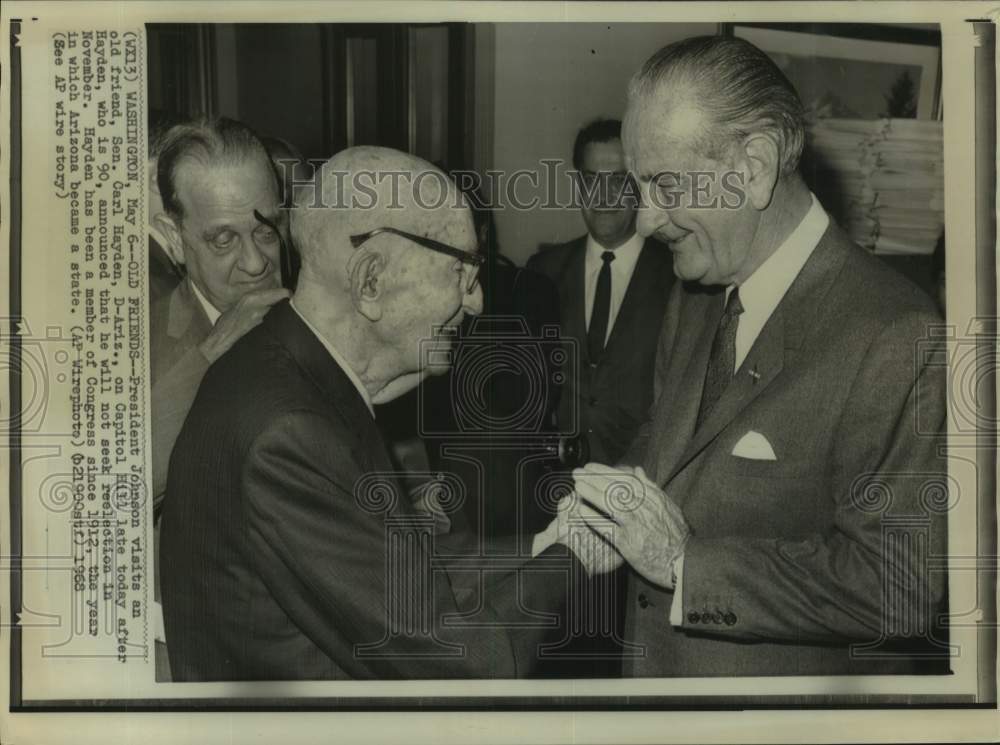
[153,213,187,266]
[741,132,781,211]
[350,251,386,322]
[148,162,161,195]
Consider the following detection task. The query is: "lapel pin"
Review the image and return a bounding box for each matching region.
[748,366,761,384]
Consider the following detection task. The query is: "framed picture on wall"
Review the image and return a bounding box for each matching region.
[724,23,942,120]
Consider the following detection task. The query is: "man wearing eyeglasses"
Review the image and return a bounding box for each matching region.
[527,118,674,468]
[150,117,290,509]
[160,146,614,680]
[147,117,290,681]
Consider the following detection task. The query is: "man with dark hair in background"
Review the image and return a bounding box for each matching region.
[528,118,674,467]
[527,118,674,675]
[572,35,949,677]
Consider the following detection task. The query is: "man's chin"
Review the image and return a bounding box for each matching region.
[673,257,707,283]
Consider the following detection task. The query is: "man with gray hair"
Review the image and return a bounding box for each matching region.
[160,146,611,680]
[150,117,290,506]
[572,35,949,677]
[149,117,290,678]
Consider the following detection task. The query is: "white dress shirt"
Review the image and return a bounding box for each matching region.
[291,300,374,417]
[669,193,829,626]
[584,230,645,343]
[730,193,830,372]
[190,280,222,326]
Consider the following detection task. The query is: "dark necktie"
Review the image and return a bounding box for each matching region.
[696,287,744,428]
[588,250,616,363]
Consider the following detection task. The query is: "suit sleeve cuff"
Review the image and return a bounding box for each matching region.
[668,553,685,626]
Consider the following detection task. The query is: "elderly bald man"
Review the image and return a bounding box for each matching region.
[160,147,612,681]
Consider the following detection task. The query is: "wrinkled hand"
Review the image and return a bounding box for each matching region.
[533,497,624,577]
[199,287,290,363]
[572,463,689,589]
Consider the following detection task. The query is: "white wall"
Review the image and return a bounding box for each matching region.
[488,23,716,265]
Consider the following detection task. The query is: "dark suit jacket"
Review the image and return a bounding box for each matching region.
[623,221,949,677]
[150,278,212,508]
[160,300,581,680]
[527,236,674,465]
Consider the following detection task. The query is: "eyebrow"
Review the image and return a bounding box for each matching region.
[199,210,282,241]
[253,208,283,224]
[201,225,236,242]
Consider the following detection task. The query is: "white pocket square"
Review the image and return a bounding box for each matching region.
[731,430,777,461]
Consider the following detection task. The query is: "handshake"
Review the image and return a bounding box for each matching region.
[532,463,691,590]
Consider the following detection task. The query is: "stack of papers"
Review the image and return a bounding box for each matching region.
[805,118,944,255]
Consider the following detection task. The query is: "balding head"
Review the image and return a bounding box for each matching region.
[290,147,482,404]
[292,147,475,284]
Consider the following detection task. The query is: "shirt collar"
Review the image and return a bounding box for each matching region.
[585,230,644,271]
[730,192,829,310]
[289,300,375,417]
[189,280,222,326]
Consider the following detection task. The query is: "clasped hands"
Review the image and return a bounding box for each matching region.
[535,463,690,588]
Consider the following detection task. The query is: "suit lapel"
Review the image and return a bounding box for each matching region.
[603,239,665,353]
[664,224,849,485]
[560,238,590,365]
[669,311,785,481]
[651,286,724,482]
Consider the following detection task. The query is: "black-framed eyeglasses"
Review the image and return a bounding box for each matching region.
[350,226,485,295]
[252,209,294,283]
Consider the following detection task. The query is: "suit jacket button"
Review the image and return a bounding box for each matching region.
[724,612,737,626]
[712,611,724,624]
[700,611,713,624]
[687,611,700,624]
[638,593,649,609]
